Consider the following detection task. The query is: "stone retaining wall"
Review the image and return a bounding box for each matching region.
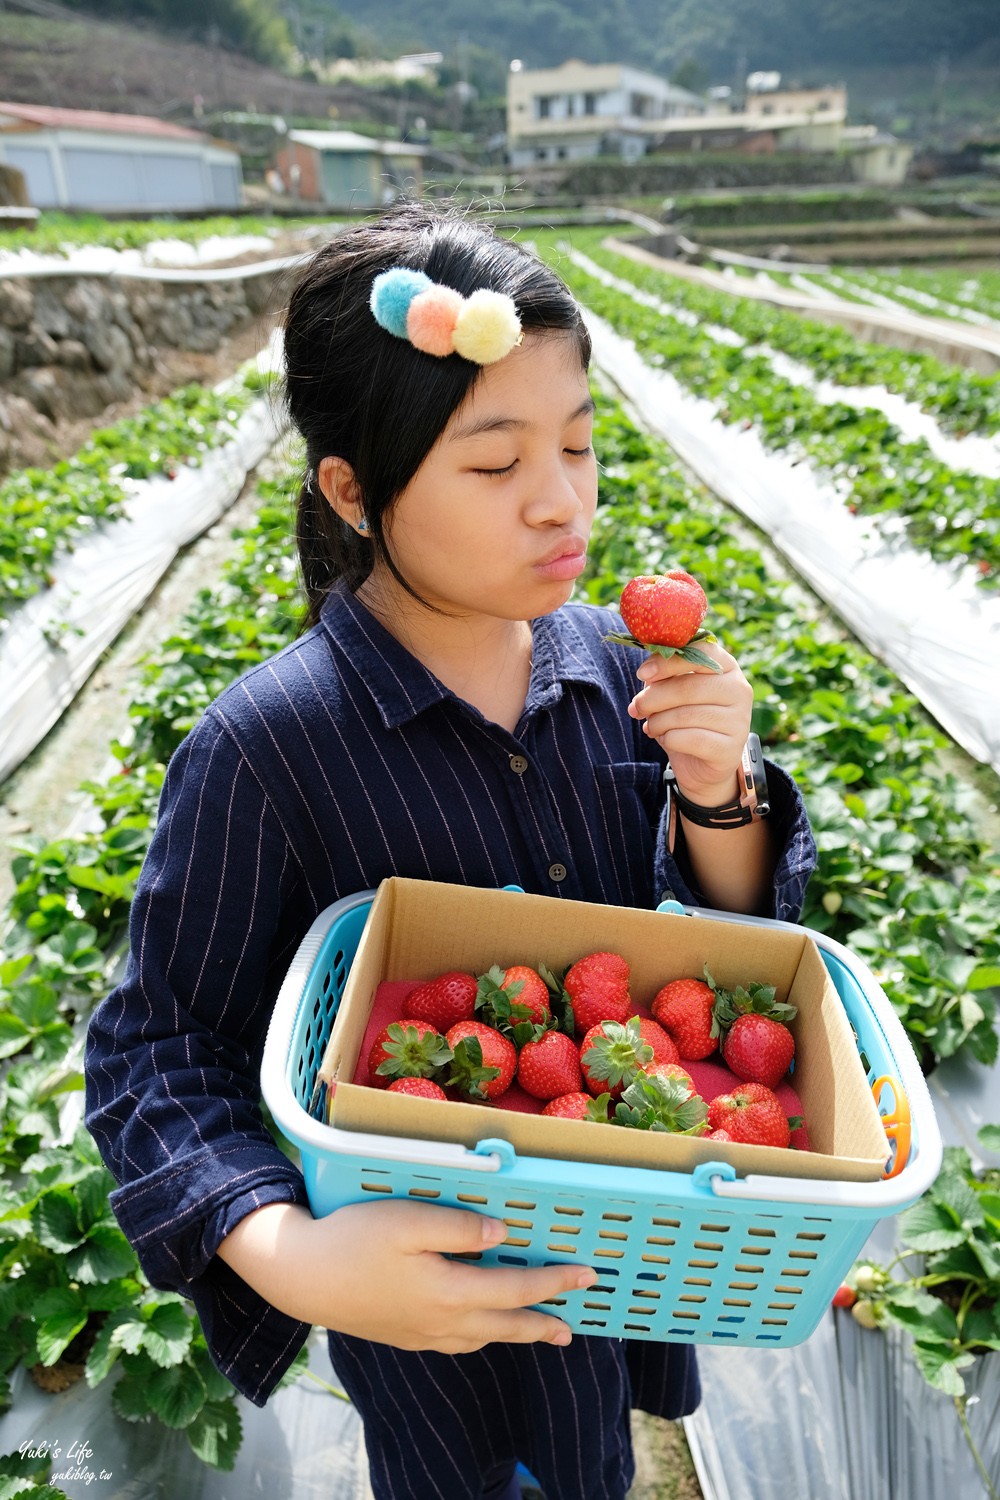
[0,263,288,476]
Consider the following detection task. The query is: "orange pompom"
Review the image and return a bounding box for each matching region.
[407,286,464,356]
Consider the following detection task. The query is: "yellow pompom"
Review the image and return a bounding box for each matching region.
[452,290,522,364]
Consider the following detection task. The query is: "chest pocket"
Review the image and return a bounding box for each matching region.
[593,760,664,902]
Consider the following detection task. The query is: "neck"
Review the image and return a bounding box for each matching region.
[357,577,533,729]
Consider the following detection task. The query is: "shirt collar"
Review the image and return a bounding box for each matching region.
[319,585,608,731]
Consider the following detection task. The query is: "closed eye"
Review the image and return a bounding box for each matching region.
[473,461,518,478]
[566,446,593,457]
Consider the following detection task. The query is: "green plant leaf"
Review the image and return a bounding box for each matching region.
[141,1300,194,1368]
[190,1341,237,1402]
[110,1362,156,1422]
[65,1224,137,1285]
[34,1309,88,1367]
[143,1360,207,1428]
[185,1397,243,1470]
[911,1340,976,1396]
[978,1124,1000,1154]
[30,1189,83,1252]
[898,1197,969,1252]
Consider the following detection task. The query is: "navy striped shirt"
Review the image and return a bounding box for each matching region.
[84,583,815,1429]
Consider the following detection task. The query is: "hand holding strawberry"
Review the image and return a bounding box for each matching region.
[607,571,755,811]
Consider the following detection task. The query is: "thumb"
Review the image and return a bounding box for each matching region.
[386,1199,508,1255]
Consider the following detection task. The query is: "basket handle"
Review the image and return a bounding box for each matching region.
[872,1074,912,1179]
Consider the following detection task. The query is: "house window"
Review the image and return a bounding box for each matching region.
[817,98,830,111]
[536,96,551,119]
[557,146,567,159]
[584,92,598,115]
[535,148,547,161]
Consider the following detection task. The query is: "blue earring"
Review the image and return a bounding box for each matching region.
[357,517,368,534]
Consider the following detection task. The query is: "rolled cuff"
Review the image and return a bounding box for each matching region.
[655,759,816,923]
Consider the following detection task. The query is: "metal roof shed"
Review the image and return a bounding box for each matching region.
[275,128,425,209]
[0,103,243,213]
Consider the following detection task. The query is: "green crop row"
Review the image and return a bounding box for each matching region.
[583,401,999,1071]
[0,372,274,623]
[796,267,1000,330]
[0,482,306,1480]
[569,226,1000,438]
[0,394,997,1480]
[537,234,1000,585]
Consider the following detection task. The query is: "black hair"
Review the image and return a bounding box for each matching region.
[282,200,592,630]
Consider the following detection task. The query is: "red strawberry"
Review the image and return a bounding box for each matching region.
[557,951,632,1035]
[580,1016,658,1098]
[651,977,718,1060]
[641,1060,694,1098]
[832,1283,858,1309]
[387,1077,447,1100]
[541,1091,610,1121]
[368,1020,452,1089]
[405,970,478,1032]
[723,1013,795,1089]
[517,1030,583,1100]
[445,1020,517,1101]
[705,1127,733,1142]
[707,1081,791,1148]
[619,571,707,648]
[476,964,551,1038]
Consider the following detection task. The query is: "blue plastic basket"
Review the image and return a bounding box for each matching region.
[261,892,942,1349]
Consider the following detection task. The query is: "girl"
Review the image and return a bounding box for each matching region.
[85,202,816,1500]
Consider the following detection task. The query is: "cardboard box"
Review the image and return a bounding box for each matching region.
[318,878,890,1184]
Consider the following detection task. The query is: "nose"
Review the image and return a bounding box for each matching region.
[525,451,592,527]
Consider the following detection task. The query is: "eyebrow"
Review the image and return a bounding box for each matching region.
[449,395,596,443]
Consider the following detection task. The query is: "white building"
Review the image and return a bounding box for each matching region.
[506,60,707,167]
[0,103,243,213]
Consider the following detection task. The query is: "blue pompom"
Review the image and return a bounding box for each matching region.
[370,268,432,338]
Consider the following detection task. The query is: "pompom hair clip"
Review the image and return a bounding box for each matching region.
[369,266,523,365]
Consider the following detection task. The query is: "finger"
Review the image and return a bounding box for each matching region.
[641,708,743,744]
[450,1258,598,1313]
[635,641,737,681]
[374,1200,510,1256]
[468,1305,579,1347]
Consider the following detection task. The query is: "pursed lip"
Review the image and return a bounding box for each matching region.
[536,533,588,568]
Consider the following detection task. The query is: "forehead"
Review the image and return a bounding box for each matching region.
[445,332,591,441]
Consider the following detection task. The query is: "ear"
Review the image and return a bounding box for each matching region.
[317,456,366,534]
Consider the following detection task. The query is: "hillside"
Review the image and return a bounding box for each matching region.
[0,5,440,129]
[326,0,999,77]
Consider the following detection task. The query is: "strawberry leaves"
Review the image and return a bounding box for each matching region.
[603,628,723,673]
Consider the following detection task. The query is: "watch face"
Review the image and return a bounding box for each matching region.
[739,734,770,817]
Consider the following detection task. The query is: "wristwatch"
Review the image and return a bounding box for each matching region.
[663,733,770,849]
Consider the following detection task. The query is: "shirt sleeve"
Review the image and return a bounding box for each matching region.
[654,758,817,922]
[84,710,314,1404]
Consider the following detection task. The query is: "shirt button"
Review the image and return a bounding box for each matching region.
[548,862,568,883]
[509,754,529,775]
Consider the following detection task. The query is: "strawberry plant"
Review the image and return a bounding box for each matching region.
[538,234,1000,585]
[0,376,258,620]
[843,1125,1000,1497]
[573,391,1000,1068]
[568,228,1000,437]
